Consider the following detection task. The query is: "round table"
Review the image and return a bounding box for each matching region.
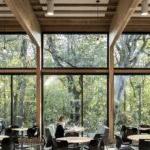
[56,136,92,144]
[11,127,28,132]
[128,134,150,141]
[12,128,28,149]
[0,135,9,141]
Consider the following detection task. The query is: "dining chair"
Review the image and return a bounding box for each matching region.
[1,138,15,150]
[115,135,134,150]
[139,139,150,150]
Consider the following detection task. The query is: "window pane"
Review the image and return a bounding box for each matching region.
[44,75,81,128]
[43,34,107,68]
[83,76,107,134]
[0,34,36,68]
[13,75,36,127]
[0,76,11,127]
[115,75,150,132]
[44,75,107,137]
[115,34,150,68]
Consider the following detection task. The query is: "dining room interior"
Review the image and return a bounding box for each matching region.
[0,0,150,149]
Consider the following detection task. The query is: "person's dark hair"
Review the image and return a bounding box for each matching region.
[58,116,64,122]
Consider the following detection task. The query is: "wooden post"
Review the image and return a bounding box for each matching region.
[36,46,42,140]
[108,45,114,143]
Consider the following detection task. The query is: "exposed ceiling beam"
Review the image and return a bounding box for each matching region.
[109,0,142,49]
[5,0,41,48]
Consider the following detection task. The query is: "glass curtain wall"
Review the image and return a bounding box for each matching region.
[43,75,107,135]
[0,34,36,130]
[114,34,150,132]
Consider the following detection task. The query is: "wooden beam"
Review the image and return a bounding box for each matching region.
[5,0,41,48]
[109,0,142,49]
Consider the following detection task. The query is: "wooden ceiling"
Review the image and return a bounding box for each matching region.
[0,0,150,33]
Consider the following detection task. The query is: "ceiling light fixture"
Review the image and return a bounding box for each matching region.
[96,0,100,41]
[141,0,149,16]
[46,0,54,16]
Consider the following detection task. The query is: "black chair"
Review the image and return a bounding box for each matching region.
[84,139,104,150]
[139,139,150,150]
[27,125,40,145]
[5,126,19,145]
[44,128,53,148]
[115,135,133,150]
[98,127,109,149]
[1,138,15,150]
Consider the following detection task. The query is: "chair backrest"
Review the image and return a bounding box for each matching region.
[115,135,122,149]
[139,139,150,150]
[94,134,102,140]
[27,128,35,138]
[1,138,15,150]
[56,140,68,148]
[44,128,53,147]
[99,140,104,150]
[5,128,12,136]
[88,139,99,150]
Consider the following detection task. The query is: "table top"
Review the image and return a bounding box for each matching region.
[11,127,28,131]
[0,135,9,141]
[139,127,150,131]
[56,136,92,144]
[65,126,85,133]
[128,134,150,141]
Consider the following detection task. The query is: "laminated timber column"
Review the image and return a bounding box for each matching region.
[5,0,42,139]
[108,45,114,143]
[36,46,42,140]
[108,0,142,142]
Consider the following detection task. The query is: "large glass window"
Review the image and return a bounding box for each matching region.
[0,34,36,68]
[43,34,107,68]
[115,75,150,132]
[115,34,150,68]
[0,76,11,126]
[0,75,36,128]
[13,75,36,127]
[44,75,107,135]
[83,76,107,133]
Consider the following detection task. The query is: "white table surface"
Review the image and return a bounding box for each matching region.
[128,134,150,141]
[0,135,9,141]
[56,136,92,144]
[11,128,28,131]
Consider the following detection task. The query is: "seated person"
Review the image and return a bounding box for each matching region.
[55,116,65,138]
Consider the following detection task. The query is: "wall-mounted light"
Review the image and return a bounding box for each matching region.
[141,0,149,16]
[46,0,54,16]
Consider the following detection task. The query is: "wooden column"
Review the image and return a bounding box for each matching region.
[108,45,114,143]
[36,46,42,139]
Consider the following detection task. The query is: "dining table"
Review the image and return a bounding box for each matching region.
[11,127,28,149]
[128,134,150,141]
[56,136,92,144]
[0,135,9,141]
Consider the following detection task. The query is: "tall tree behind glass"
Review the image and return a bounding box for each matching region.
[115,35,150,129]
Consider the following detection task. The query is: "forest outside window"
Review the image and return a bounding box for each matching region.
[0,75,36,128]
[43,75,107,136]
[43,34,107,68]
[115,75,150,132]
[115,34,150,68]
[0,34,36,68]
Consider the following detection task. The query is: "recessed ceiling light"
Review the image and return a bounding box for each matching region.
[46,0,54,16]
[141,0,149,16]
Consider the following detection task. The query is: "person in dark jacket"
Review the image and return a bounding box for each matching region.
[55,116,65,138]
